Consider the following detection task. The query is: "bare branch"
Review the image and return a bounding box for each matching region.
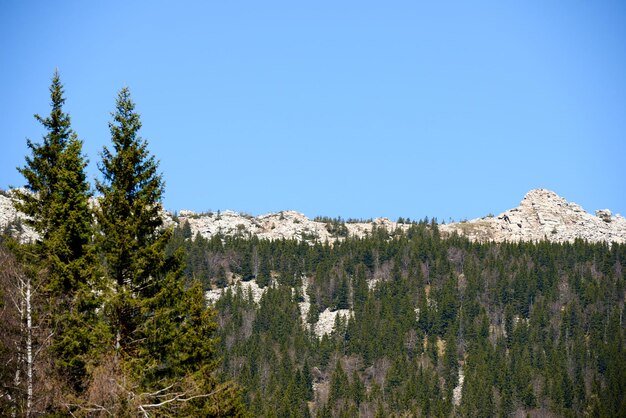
[33,331,54,359]
[65,403,114,417]
[137,384,175,399]
[139,386,225,410]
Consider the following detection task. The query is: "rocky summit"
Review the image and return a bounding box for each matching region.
[439,188,626,244]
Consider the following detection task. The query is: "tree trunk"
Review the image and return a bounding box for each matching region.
[25,276,32,418]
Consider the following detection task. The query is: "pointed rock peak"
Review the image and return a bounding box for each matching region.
[521,188,565,205]
[523,188,557,199]
[440,189,626,244]
[518,188,586,214]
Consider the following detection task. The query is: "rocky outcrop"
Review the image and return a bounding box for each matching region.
[0,192,37,243]
[452,366,464,406]
[0,190,175,244]
[180,189,626,245]
[314,308,352,337]
[205,278,267,305]
[440,189,626,244]
[205,276,352,337]
[178,209,406,242]
[4,187,623,340]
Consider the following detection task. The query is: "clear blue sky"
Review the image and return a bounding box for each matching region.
[2,1,625,221]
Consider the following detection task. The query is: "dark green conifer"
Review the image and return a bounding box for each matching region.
[350,370,365,406]
[96,87,246,416]
[329,360,349,406]
[14,71,107,396]
[334,275,350,310]
[96,87,169,293]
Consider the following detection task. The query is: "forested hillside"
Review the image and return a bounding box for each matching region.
[1,73,625,417]
[172,222,626,417]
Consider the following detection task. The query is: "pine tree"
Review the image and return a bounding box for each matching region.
[334,275,350,310]
[329,360,349,406]
[96,87,246,416]
[14,71,106,401]
[15,71,81,241]
[15,73,96,295]
[302,359,314,400]
[135,278,247,416]
[443,327,459,395]
[96,87,168,293]
[96,87,170,353]
[216,264,228,288]
[350,370,365,406]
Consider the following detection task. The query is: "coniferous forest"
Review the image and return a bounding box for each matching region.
[1,74,625,417]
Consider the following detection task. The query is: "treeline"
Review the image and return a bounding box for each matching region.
[174,221,626,417]
[0,73,245,417]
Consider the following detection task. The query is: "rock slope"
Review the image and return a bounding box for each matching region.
[440,189,626,244]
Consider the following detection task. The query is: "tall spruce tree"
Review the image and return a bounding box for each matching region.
[96,87,169,360]
[14,71,106,406]
[96,87,246,416]
[15,72,95,276]
[96,87,168,294]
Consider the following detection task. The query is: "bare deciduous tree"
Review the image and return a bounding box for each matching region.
[0,245,54,417]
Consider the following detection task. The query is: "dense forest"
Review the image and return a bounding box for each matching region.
[171,221,626,417]
[1,74,625,417]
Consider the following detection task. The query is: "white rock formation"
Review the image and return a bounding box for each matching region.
[178,209,408,243]
[314,308,352,337]
[0,192,37,243]
[205,278,266,304]
[298,276,311,326]
[205,275,353,338]
[440,189,626,244]
[2,188,624,246]
[452,366,464,406]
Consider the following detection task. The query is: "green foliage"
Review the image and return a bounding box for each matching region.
[13,71,108,398]
[200,226,626,417]
[96,87,171,369]
[96,87,169,292]
[94,87,246,415]
[4,78,246,415]
[328,360,349,405]
[132,279,247,416]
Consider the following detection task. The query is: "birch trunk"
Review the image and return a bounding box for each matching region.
[25,276,32,418]
[10,272,33,417]
[13,281,24,396]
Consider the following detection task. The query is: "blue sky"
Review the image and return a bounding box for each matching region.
[1,1,625,221]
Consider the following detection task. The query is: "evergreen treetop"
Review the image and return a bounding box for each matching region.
[14,69,96,292]
[96,87,169,291]
[13,71,106,403]
[94,86,247,416]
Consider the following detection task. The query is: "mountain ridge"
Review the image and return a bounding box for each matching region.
[1,188,624,244]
